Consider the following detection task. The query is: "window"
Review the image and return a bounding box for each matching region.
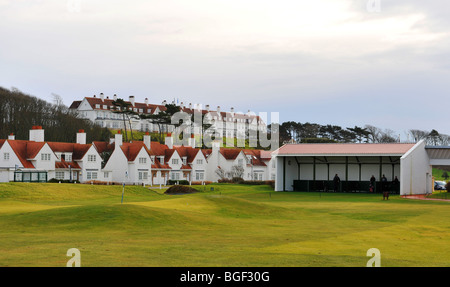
[196,159,203,165]
[3,153,9,161]
[87,171,98,180]
[172,159,179,165]
[238,159,243,166]
[182,158,187,165]
[195,172,204,181]
[139,157,147,164]
[41,153,51,161]
[95,104,100,109]
[55,171,65,180]
[139,171,148,180]
[271,174,276,180]
[88,155,96,162]
[66,154,72,162]
[104,172,109,178]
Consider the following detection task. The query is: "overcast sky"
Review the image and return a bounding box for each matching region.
[1,0,449,137]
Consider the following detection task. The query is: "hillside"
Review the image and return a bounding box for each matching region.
[0,87,111,142]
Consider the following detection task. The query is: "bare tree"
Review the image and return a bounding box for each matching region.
[231,165,245,179]
[408,129,429,143]
[215,167,226,180]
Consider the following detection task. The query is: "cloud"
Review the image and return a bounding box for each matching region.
[0,0,449,135]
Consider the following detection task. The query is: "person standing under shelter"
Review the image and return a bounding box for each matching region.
[370,175,376,192]
[392,176,400,193]
[381,174,388,192]
[333,174,341,193]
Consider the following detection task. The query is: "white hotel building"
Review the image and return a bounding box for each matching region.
[69,93,267,140]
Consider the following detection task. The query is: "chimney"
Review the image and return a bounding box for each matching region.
[129,96,135,106]
[143,132,151,150]
[206,105,210,112]
[29,126,45,142]
[165,133,173,149]
[113,94,118,101]
[76,129,86,145]
[217,106,221,113]
[230,107,234,113]
[115,131,123,148]
[100,93,104,102]
[189,103,192,109]
[145,98,149,105]
[180,102,184,108]
[8,133,15,140]
[162,100,167,105]
[188,134,196,148]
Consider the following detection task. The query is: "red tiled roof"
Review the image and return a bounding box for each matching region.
[151,158,171,170]
[6,140,44,168]
[92,141,115,154]
[150,141,169,156]
[180,164,192,170]
[164,149,175,162]
[47,142,91,160]
[69,101,81,109]
[55,159,81,169]
[274,143,416,156]
[219,148,242,160]
[120,142,153,162]
[0,139,5,149]
[242,149,267,167]
[173,146,200,163]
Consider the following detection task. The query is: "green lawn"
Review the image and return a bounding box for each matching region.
[0,183,449,267]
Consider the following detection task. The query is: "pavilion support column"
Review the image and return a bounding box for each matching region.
[345,156,349,192]
[379,156,383,193]
[283,157,286,191]
[313,157,316,192]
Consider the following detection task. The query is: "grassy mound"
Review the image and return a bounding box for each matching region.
[164,185,198,194]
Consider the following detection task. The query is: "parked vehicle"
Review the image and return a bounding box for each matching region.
[434,181,447,190]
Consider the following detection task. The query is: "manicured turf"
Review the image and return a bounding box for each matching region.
[0,183,449,266]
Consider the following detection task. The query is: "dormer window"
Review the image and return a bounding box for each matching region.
[182,157,187,165]
[95,104,100,109]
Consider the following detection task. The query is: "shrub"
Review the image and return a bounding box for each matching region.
[48,178,80,184]
[164,185,198,194]
[191,181,212,185]
[446,182,450,192]
[167,180,190,186]
[232,177,244,184]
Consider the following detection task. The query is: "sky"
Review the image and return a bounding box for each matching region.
[1,0,449,137]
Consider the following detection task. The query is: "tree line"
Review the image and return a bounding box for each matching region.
[0,87,112,143]
[271,121,450,146]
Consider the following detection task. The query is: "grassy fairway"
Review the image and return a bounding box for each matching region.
[0,183,449,267]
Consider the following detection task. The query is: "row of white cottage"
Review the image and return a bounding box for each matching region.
[0,126,276,184]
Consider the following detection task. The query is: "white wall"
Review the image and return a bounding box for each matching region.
[400,140,432,195]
